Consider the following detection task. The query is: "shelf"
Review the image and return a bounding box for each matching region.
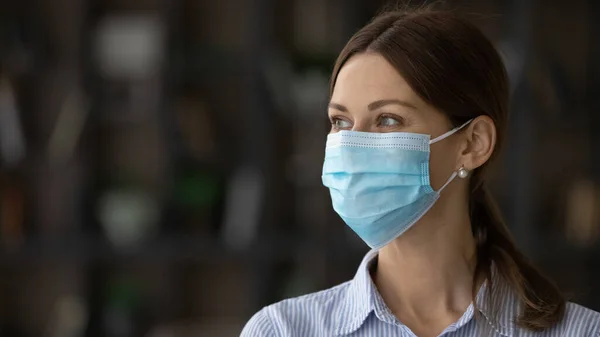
[0,231,369,266]
[0,234,259,265]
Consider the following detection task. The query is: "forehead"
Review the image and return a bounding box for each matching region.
[331,53,420,104]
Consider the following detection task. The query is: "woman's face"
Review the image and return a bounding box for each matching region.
[328,53,464,190]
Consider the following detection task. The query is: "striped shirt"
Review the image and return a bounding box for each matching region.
[241,249,600,336]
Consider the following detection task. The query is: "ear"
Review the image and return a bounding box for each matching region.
[458,116,496,171]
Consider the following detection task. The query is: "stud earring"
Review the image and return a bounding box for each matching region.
[457,167,469,179]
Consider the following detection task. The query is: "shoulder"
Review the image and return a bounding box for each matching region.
[240,281,352,337]
[552,302,600,336]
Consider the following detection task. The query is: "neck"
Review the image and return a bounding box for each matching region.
[374,201,478,323]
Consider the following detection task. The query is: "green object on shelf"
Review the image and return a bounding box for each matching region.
[106,277,141,310]
[103,276,142,337]
[174,169,221,208]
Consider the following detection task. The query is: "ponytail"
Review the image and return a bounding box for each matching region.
[470,174,565,331]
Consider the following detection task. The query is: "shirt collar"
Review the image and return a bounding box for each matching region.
[334,249,518,336]
[333,249,379,336]
[477,265,519,337]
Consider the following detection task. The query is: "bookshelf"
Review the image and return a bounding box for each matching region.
[1,0,599,336]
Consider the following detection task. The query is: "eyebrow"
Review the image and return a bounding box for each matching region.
[328,102,348,112]
[368,99,418,111]
[328,99,418,112]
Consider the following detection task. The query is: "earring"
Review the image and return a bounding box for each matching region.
[457,167,469,179]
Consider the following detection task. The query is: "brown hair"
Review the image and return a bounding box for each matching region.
[330,6,565,332]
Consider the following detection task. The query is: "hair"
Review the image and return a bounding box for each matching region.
[330,5,565,332]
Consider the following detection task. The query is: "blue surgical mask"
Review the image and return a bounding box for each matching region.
[322,121,472,249]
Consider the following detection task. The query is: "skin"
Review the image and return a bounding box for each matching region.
[328,53,497,337]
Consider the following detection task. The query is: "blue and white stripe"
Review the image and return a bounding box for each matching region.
[241,249,600,336]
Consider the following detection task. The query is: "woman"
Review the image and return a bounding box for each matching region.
[242,7,600,337]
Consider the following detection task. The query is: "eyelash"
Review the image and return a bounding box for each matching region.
[329,113,405,130]
[329,116,352,130]
[377,113,404,128]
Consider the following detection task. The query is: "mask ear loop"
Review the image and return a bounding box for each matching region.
[429,119,474,144]
[436,171,457,193]
[430,119,473,193]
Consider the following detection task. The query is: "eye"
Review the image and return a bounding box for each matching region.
[378,114,402,128]
[331,117,353,130]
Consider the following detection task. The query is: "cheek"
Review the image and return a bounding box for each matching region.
[428,143,458,190]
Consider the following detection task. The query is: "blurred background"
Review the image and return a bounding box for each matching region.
[0,0,599,336]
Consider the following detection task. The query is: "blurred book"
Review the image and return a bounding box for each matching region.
[0,177,24,249]
[0,76,25,166]
[0,76,26,249]
[189,261,251,318]
[221,166,263,250]
[565,178,599,247]
[175,95,216,160]
[45,295,88,337]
